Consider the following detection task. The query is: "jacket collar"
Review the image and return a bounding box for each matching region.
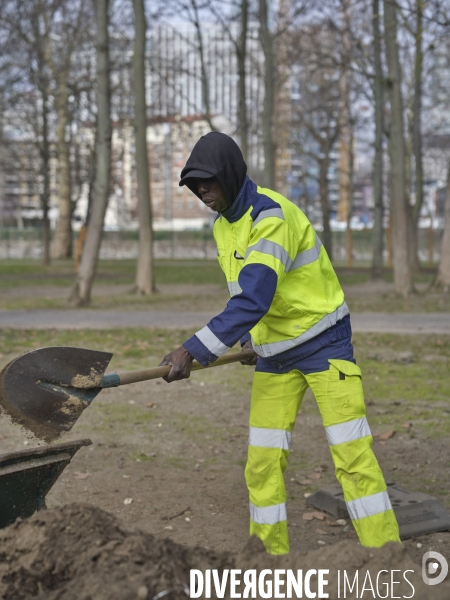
[220,176,254,223]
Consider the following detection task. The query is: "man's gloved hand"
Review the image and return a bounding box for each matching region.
[159,345,194,382]
[240,340,258,366]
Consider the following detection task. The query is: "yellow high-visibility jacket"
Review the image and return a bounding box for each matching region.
[184,177,348,365]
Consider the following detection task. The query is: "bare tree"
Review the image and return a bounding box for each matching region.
[133,0,155,295]
[1,0,56,263]
[290,19,347,259]
[258,0,275,189]
[383,0,414,296]
[47,0,92,259]
[431,160,450,292]
[371,0,385,278]
[71,0,112,305]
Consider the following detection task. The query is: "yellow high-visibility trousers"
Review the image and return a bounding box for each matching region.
[245,359,401,554]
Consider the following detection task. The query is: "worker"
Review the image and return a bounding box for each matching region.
[160,132,400,554]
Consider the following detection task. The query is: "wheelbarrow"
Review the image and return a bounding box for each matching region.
[0,438,92,529]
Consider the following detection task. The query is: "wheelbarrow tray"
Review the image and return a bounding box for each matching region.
[0,438,92,529]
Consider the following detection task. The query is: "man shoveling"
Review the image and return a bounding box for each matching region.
[160,132,400,555]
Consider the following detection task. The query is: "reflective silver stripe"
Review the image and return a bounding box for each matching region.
[195,326,230,356]
[252,208,285,228]
[252,301,350,358]
[290,236,323,270]
[250,502,287,525]
[325,417,371,446]
[249,427,292,450]
[227,281,242,296]
[346,490,392,521]
[245,239,292,271]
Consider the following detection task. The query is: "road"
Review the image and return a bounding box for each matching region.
[0,309,449,334]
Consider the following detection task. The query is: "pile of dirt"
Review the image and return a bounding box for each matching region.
[0,504,448,600]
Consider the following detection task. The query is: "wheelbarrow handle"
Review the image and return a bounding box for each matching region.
[101,350,255,388]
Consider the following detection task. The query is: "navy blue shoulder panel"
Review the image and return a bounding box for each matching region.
[220,178,283,224]
[249,184,282,222]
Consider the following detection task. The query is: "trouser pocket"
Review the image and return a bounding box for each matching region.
[327,359,365,417]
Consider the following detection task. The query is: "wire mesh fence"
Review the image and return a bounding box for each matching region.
[0,227,444,266]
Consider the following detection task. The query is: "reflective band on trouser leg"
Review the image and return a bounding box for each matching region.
[325,417,371,446]
[250,502,287,525]
[246,370,309,555]
[249,426,292,450]
[305,367,401,548]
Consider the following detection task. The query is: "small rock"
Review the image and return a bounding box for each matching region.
[336,519,347,526]
[317,540,326,545]
[158,423,162,428]
[185,517,191,522]
[128,400,135,405]
[417,542,422,548]
[343,525,350,532]
[137,585,148,599]
[304,493,311,498]
[124,498,133,505]
[164,525,173,530]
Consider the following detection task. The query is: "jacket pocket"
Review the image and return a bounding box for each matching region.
[327,359,365,417]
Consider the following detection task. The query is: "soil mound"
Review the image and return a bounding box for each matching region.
[0,504,448,600]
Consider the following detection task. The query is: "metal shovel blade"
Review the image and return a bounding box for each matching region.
[0,347,113,441]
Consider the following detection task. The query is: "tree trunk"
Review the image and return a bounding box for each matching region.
[133,0,155,295]
[237,0,248,160]
[383,0,414,297]
[410,0,424,272]
[191,0,215,131]
[52,80,73,259]
[431,161,450,292]
[70,0,111,306]
[371,0,384,278]
[319,157,332,260]
[40,89,51,266]
[259,0,275,189]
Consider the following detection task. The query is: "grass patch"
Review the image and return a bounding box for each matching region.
[0,259,224,288]
[0,328,448,441]
[353,333,450,439]
[0,327,198,373]
[2,259,450,313]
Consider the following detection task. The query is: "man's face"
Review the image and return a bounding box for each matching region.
[195,177,228,213]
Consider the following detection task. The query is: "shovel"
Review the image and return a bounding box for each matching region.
[0,346,253,442]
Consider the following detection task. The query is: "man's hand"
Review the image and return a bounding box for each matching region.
[159,345,194,383]
[240,340,258,365]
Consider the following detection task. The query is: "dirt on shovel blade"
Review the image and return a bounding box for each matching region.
[0,503,449,600]
[0,363,62,443]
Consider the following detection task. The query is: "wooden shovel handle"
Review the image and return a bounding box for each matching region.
[116,350,254,386]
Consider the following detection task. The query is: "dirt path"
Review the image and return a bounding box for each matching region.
[1,363,449,565]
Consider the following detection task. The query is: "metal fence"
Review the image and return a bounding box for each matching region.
[0,227,444,265]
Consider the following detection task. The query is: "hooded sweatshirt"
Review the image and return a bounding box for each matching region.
[179,132,247,208]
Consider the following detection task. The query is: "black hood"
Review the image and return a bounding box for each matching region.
[179,132,247,207]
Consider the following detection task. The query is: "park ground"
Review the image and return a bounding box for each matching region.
[0,259,449,567]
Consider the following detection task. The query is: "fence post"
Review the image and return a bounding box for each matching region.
[347,227,353,269]
[429,221,433,269]
[388,220,393,270]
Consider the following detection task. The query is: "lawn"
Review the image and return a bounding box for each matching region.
[0,259,449,312]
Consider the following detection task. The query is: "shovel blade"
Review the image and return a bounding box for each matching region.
[0,347,113,440]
